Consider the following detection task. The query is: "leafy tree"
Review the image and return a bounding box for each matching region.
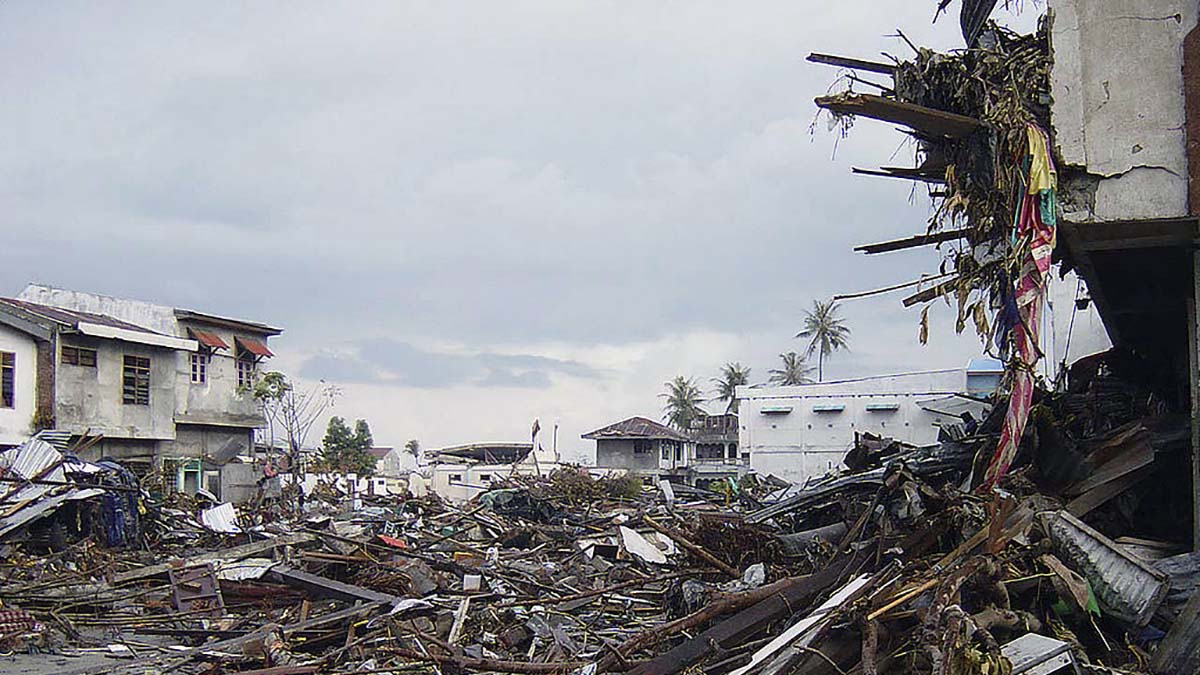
[768,352,815,386]
[404,439,420,459]
[796,299,851,382]
[712,362,750,413]
[661,376,705,431]
[320,416,377,476]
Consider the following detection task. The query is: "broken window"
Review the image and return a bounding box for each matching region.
[634,440,652,455]
[674,444,683,461]
[449,473,463,484]
[660,444,670,460]
[190,352,208,384]
[237,357,256,389]
[122,355,150,405]
[0,352,13,409]
[61,346,97,367]
[479,473,492,483]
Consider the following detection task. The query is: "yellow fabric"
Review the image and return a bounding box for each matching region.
[1027,125,1056,194]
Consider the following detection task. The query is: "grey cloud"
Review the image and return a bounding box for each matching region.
[299,339,602,389]
[0,1,994,351]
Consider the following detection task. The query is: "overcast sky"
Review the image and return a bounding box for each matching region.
[0,2,1038,462]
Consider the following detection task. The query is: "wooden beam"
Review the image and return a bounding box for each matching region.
[852,167,946,183]
[816,93,983,139]
[270,565,406,605]
[1150,583,1200,673]
[807,53,896,76]
[833,272,956,302]
[855,230,969,255]
[112,533,315,585]
[624,560,851,675]
[902,277,959,307]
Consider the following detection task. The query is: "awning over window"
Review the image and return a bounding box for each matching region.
[236,336,274,358]
[188,328,229,350]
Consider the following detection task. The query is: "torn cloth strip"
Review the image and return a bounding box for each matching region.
[983,125,1056,487]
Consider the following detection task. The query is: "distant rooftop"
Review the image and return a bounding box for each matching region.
[430,442,532,464]
[582,416,689,442]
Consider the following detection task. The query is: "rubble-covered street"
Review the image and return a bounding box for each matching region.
[0,349,1197,673]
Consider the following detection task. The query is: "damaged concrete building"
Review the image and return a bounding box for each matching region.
[0,284,279,494]
[812,0,1200,550]
[583,413,745,487]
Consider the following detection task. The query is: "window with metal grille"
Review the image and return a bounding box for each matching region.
[0,352,13,409]
[190,352,208,383]
[237,357,256,389]
[61,346,98,367]
[122,355,150,405]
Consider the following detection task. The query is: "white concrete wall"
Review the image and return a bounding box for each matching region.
[594,438,660,472]
[376,449,419,477]
[173,320,264,425]
[0,324,37,446]
[1050,0,1199,222]
[55,339,177,440]
[20,285,177,334]
[737,369,988,485]
[18,286,266,426]
[429,463,507,502]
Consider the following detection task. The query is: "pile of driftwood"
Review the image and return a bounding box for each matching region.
[0,354,1195,674]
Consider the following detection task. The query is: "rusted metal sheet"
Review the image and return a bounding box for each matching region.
[1041,510,1169,626]
[187,327,229,349]
[235,336,274,357]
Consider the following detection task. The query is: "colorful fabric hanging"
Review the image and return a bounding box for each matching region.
[982,124,1056,487]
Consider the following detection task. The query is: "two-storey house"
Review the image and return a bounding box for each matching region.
[0,285,281,496]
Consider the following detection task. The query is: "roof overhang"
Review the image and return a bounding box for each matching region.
[175,309,283,336]
[188,328,229,350]
[0,305,53,341]
[77,322,197,351]
[236,336,274,358]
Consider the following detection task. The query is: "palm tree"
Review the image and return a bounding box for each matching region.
[768,352,815,386]
[712,362,751,413]
[404,439,420,458]
[661,375,705,431]
[796,299,851,382]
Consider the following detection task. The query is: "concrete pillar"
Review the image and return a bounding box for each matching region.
[1191,262,1200,551]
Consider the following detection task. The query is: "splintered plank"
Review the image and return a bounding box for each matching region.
[807,53,897,75]
[815,93,984,139]
[852,167,946,183]
[855,230,970,255]
[902,277,959,307]
[112,533,316,585]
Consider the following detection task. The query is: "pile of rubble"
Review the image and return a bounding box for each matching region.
[0,351,1194,674]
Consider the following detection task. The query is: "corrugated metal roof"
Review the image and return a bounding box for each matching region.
[236,336,274,358]
[1042,510,1169,626]
[582,417,689,441]
[188,328,229,350]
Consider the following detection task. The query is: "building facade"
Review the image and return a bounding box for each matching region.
[0,285,280,496]
[425,442,538,502]
[1044,0,1200,544]
[582,415,747,487]
[736,363,998,486]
